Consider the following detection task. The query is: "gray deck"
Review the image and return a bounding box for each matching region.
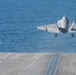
[0,53,76,75]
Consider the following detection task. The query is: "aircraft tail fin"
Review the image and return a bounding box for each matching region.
[68,21,74,31]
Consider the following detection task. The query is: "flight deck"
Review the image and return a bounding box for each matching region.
[0,53,76,75]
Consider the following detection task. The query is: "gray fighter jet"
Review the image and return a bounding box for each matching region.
[37,16,76,37]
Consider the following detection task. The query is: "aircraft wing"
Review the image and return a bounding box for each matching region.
[37,24,60,33]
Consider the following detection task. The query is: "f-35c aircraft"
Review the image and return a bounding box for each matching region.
[37,16,76,37]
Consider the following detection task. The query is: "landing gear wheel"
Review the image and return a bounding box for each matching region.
[55,33,58,37]
[72,33,74,37]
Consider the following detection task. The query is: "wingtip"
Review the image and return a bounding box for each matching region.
[37,26,40,29]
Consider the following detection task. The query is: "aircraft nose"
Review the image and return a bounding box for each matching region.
[62,15,67,20]
[64,15,66,17]
[63,15,66,18]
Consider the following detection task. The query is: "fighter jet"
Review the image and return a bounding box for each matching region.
[37,16,76,37]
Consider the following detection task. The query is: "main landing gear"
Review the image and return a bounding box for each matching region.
[55,33,74,37]
[55,33,58,37]
[72,33,74,37]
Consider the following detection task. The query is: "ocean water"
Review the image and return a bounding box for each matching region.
[0,0,76,52]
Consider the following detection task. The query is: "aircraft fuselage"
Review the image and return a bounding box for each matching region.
[57,16,70,33]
